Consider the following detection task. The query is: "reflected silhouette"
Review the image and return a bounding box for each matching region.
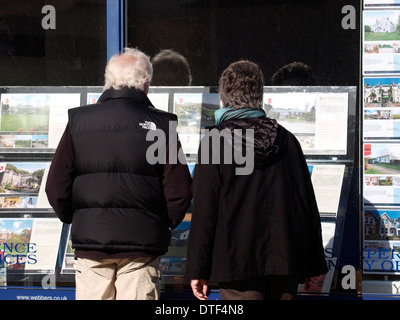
[271,62,315,86]
[151,49,192,86]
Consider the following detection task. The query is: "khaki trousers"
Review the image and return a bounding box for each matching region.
[75,256,161,300]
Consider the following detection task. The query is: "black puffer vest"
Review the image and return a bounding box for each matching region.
[68,87,175,255]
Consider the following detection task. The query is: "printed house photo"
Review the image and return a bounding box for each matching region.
[0,163,45,195]
[0,94,50,134]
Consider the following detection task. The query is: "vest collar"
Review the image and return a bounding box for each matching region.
[98,87,153,106]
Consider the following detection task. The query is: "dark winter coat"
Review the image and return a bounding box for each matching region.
[185,117,328,283]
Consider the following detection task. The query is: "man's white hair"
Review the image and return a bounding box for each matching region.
[104,47,153,91]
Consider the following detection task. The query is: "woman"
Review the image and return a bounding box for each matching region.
[185,60,327,300]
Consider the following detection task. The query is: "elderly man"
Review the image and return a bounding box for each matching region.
[46,48,192,300]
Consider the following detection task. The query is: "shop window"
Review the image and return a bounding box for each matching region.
[0,0,106,86]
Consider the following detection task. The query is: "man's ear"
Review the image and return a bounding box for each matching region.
[143,80,149,95]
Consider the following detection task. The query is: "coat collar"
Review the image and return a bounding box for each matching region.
[98,86,153,106]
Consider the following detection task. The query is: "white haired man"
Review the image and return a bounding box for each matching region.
[46,48,192,300]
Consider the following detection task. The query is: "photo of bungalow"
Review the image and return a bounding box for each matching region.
[365,143,400,175]
[0,163,45,194]
[364,210,400,240]
[372,17,396,33]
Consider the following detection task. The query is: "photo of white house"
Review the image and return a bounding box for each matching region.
[364,78,400,107]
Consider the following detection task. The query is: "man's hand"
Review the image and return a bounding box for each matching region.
[191,279,208,300]
[304,275,322,290]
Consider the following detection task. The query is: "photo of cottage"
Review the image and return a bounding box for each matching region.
[0,94,50,134]
[0,162,45,195]
[160,219,191,276]
[173,93,221,154]
[364,210,400,240]
[364,143,400,175]
[364,11,400,41]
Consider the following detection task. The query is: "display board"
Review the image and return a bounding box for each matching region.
[0,86,356,299]
[264,86,357,296]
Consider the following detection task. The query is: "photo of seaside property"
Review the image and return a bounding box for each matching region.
[0,162,46,195]
[173,93,221,154]
[364,0,400,9]
[160,219,191,277]
[364,143,400,175]
[0,218,33,271]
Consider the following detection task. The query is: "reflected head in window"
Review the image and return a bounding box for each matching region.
[218,60,264,110]
[151,49,192,86]
[271,62,315,86]
[104,47,153,94]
